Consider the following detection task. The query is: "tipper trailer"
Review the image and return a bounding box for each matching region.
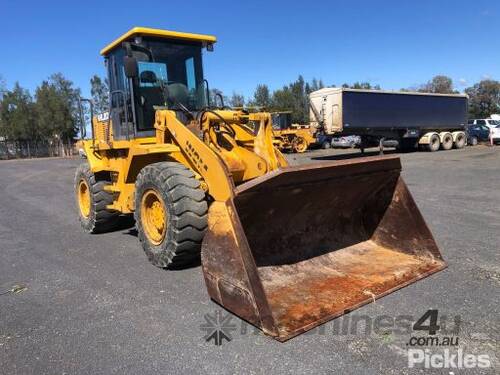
[309,88,468,152]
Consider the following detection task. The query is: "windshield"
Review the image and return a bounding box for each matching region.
[130,38,208,129]
[488,120,500,126]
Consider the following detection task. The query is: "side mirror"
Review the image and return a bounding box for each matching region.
[124,56,138,78]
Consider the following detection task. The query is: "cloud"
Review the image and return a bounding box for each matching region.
[480,10,490,16]
[458,78,467,86]
[481,74,491,80]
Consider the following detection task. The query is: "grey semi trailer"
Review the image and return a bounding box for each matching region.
[309,88,468,152]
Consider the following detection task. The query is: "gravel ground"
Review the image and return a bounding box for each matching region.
[0,145,498,374]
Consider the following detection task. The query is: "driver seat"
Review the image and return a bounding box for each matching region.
[137,70,165,130]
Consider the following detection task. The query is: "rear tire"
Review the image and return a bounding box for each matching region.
[470,136,478,146]
[135,162,208,269]
[427,134,440,152]
[440,133,453,150]
[74,163,118,233]
[454,132,466,149]
[322,141,331,149]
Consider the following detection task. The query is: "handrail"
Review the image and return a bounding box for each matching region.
[78,98,94,148]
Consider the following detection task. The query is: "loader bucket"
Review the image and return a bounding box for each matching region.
[201,155,446,341]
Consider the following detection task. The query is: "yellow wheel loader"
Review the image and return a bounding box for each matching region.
[271,112,316,153]
[273,126,315,153]
[75,27,446,341]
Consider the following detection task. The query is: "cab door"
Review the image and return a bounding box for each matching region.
[107,50,135,140]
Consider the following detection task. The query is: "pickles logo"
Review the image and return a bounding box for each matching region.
[200,310,237,346]
[406,310,491,369]
[408,349,491,369]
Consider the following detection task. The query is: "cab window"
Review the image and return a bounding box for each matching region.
[138,62,168,88]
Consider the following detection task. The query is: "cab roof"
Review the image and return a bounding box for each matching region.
[100,27,217,56]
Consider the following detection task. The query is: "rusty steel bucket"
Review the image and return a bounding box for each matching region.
[201,155,446,341]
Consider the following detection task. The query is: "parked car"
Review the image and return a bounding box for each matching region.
[316,133,333,149]
[331,135,361,148]
[466,124,491,145]
[468,118,500,130]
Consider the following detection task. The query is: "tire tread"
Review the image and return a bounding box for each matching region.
[134,162,208,269]
[75,163,118,233]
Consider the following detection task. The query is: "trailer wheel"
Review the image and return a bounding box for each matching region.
[135,162,208,269]
[322,141,331,149]
[427,134,440,152]
[440,133,453,150]
[454,133,466,149]
[469,136,478,146]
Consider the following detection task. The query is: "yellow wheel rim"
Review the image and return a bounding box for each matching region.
[295,138,307,153]
[141,189,167,245]
[78,179,91,218]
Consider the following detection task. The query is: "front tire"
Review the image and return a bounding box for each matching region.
[292,136,308,153]
[74,163,118,233]
[135,162,208,269]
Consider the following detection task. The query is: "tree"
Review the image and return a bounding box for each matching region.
[419,75,455,94]
[90,75,109,114]
[209,88,228,108]
[342,82,380,90]
[35,73,81,155]
[465,79,500,118]
[35,81,65,141]
[271,87,295,113]
[0,75,6,135]
[230,92,245,107]
[306,78,325,94]
[0,82,36,142]
[251,84,271,108]
[289,75,308,123]
[0,75,6,100]
[271,76,309,123]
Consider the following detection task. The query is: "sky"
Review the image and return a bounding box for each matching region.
[1,0,499,100]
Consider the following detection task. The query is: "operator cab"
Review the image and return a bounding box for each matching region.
[271,112,292,130]
[101,27,216,139]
